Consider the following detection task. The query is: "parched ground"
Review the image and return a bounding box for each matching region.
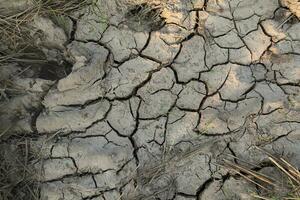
[1,0,300,199]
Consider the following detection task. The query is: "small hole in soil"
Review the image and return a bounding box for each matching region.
[125,3,165,32]
[38,60,72,81]
[3,46,73,81]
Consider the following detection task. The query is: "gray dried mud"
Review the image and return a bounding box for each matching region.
[1,0,300,199]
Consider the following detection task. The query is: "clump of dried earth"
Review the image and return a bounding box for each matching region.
[0,0,300,199]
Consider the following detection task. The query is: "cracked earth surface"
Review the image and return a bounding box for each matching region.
[1,0,300,199]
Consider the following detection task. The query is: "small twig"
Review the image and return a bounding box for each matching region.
[230,167,271,191]
[277,13,294,29]
[0,125,12,138]
[224,159,276,186]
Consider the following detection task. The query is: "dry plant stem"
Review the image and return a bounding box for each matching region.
[0,126,12,138]
[251,194,271,200]
[277,13,294,28]
[224,159,276,186]
[269,157,300,185]
[223,153,262,168]
[256,146,300,184]
[280,158,300,181]
[230,167,271,191]
[224,147,300,199]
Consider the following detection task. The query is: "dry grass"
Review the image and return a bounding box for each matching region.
[223,147,300,200]
[0,0,89,64]
[122,0,168,7]
[120,0,168,31]
[0,0,89,48]
[0,1,90,199]
[0,141,39,200]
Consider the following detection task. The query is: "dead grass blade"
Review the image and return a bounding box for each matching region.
[280,158,300,181]
[224,159,276,187]
[269,157,300,185]
[223,146,300,200]
[229,167,271,192]
[0,125,12,139]
[251,194,273,200]
[256,147,300,185]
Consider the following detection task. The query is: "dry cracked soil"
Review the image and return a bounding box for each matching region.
[0,0,300,199]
